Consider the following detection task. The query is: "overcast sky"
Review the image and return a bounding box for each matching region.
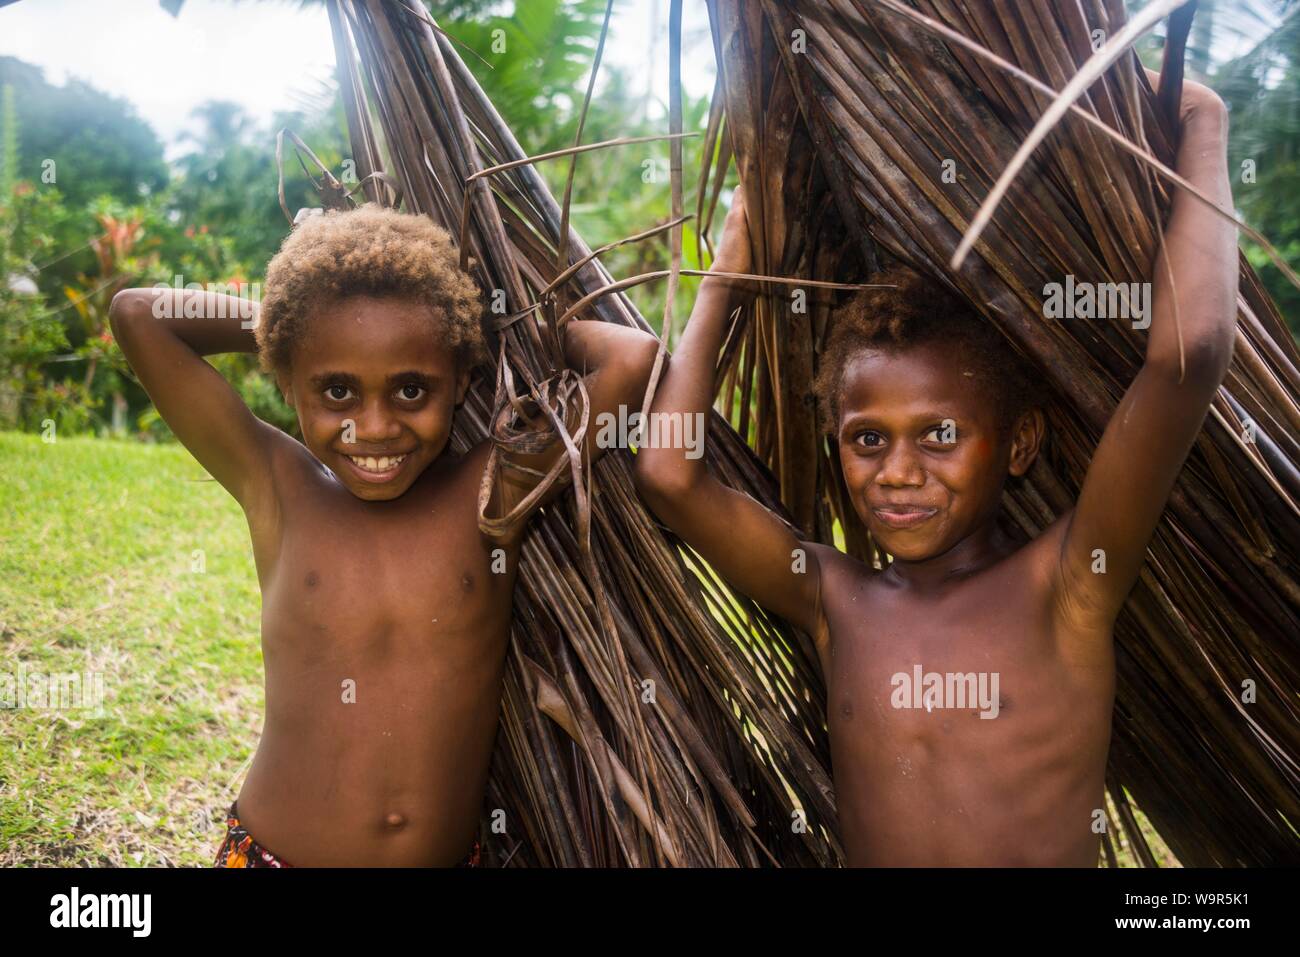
[0,0,716,160]
[6,0,1271,165]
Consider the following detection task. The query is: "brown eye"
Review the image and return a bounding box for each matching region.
[397,384,426,401]
[855,431,883,448]
[923,422,957,445]
[325,385,352,402]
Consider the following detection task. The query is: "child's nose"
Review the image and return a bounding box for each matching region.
[876,444,925,487]
[355,401,402,442]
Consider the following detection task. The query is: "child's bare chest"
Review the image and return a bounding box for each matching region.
[255,472,515,669]
[823,579,1060,740]
[819,563,1116,863]
[815,545,1121,783]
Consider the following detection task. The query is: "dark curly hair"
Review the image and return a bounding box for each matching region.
[257,204,485,372]
[813,266,1040,433]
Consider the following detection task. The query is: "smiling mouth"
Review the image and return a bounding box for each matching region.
[342,453,409,482]
[871,505,939,529]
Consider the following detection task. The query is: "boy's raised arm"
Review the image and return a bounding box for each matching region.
[1055,77,1237,635]
[632,193,824,640]
[110,288,279,508]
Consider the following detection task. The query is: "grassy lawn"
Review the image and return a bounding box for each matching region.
[0,431,262,865]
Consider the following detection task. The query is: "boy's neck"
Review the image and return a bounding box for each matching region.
[881,518,1017,592]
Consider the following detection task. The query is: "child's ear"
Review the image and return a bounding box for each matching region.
[1007,408,1045,477]
[276,370,295,408]
[454,367,471,406]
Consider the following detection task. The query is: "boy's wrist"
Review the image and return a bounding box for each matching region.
[700,273,750,302]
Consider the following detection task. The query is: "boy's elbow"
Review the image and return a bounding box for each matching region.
[627,331,663,380]
[108,288,154,337]
[631,449,660,496]
[1184,320,1236,388]
[632,448,697,512]
[606,332,663,403]
[1149,324,1234,392]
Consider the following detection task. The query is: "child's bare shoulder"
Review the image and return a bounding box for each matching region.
[408,441,495,513]
[972,514,1077,612]
[806,541,881,611]
[259,427,359,509]
[808,541,877,584]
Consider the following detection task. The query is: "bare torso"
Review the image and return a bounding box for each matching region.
[814,518,1116,867]
[235,439,512,866]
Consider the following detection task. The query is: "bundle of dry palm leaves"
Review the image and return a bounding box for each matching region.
[315,0,842,867]
[703,0,1299,865]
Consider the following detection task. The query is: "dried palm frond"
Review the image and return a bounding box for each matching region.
[318,0,841,866]
[704,0,1299,866]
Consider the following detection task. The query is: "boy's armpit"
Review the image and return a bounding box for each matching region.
[237,423,320,568]
[1032,508,1126,649]
[799,541,839,652]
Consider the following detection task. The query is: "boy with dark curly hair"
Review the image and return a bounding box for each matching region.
[635,79,1237,865]
[812,266,1042,436]
[111,204,659,866]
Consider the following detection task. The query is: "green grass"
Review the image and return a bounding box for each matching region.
[0,432,263,865]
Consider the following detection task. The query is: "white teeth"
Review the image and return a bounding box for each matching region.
[347,454,405,473]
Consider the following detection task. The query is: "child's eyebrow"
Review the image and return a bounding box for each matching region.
[309,371,361,388]
[387,370,437,383]
[842,409,956,427]
[307,370,440,390]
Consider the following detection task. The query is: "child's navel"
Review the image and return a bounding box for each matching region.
[384,811,407,829]
[305,571,320,588]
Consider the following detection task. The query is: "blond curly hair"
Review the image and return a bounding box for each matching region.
[257,205,484,372]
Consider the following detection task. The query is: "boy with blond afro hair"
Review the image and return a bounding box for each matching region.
[112,205,659,866]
